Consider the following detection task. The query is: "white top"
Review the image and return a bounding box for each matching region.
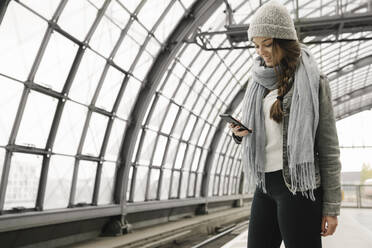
[263,89,283,172]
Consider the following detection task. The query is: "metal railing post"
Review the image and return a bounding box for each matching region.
[357,185,361,208]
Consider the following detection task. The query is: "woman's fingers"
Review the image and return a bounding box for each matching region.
[321,216,338,237]
[229,123,251,137]
[233,127,249,136]
[321,217,326,235]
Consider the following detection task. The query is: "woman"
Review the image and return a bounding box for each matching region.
[229,1,341,248]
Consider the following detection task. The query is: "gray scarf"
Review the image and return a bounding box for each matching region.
[241,44,320,200]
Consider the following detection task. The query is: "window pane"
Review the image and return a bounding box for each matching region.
[160,72,180,99]
[137,130,157,165]
[137,0,171,31]
[133,166,149,202]
[161,103,179,134]
[195,173,202,197]
[182,114,196,140]
[174,142,186,169]
[127,19,147,45]
[114,34,141,71]
[58,0,98,41]
[180,171,189,198]
[173,109,188,139]
[171,171,180,198]
[127,165,133,201]
[132,51,154,81]
[16,90,58,148]
[4,153,42,210]
[184,89,198,112]
[18,0,60,19]
[190,119,204,144]
[188,172,195,197]
[116,77,142,119]
[228,176,234,195]
[191,148,201,171]
[131,129,143,163]
[69,49,106,105]
[160,169,171,200]
[153,135,168,166]
[95,66,125,111]
[0,77,23,146]
[0,2,46,81]
[145,37,162,57]
[53,101,87,155]
[82,112,109,156]
[148,96,169,130]
[219,176,224,196]
[89,0,105,9]
[154,1,184,44]
[89,14,121,58]
[105,119,126,161]
[148,168,160,199]
[120,0,142,13]
[44,155,74,209]
[74,160,97,204]
[198,149,208,173]
[198,124,210,147]
[213,176,219,195]
[183,145,195,171]
[34,32,79,92]
[164,138,179,169]
[105,1,131,29]
[174,82,190,103]
[98,162,117,205]
[0,149,5,188]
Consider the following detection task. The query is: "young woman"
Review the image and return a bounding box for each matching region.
[229,1,341,248]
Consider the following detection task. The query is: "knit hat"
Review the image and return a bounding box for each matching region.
[248,0,298,41]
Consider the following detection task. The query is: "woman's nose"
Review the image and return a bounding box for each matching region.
[257,47,264,56]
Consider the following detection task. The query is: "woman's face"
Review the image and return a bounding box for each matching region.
[252,37,283,67]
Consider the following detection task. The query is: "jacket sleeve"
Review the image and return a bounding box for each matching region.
[316,74,342,216]
[232,133,243,144]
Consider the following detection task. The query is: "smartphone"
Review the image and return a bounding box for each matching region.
[219,114,252,133]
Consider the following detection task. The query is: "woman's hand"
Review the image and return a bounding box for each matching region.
[229,122,251,138]
[321,216,338,236]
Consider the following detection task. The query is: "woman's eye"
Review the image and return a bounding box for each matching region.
[265,43,272,47]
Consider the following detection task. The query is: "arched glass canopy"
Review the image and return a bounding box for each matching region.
[0,0,371,231]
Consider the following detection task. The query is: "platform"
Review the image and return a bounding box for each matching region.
[221,208,372,248]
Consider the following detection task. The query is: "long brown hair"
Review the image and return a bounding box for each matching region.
[270,38,301,123]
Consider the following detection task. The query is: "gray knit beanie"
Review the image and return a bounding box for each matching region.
[248,0,298,41]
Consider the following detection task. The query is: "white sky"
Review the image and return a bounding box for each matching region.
[337,109,372,172]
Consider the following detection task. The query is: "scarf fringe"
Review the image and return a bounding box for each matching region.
[256,171,267,193]
[288,161,317,201]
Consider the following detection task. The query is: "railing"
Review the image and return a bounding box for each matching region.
[341,184,372,208]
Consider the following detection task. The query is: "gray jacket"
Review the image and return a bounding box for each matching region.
[233,74,342,216]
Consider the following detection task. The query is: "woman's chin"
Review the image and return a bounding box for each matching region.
[264,61,273,67]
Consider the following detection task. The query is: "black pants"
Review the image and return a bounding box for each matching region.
[248,170,323,248]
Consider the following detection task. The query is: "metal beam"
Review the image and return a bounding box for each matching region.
[334,83,372,107]
[0,0,10,26]
[328,55,372,81]
[0,205,120,233]
[0,195,251,232]
[335,99,372,120]
[191,12,372,50]
[115,0,225,212]
[201,83,247,198]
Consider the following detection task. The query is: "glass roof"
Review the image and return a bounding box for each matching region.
[0,0,371,228]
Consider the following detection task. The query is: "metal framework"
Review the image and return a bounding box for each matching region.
[0,0,372,237]
[189,12,372,50]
